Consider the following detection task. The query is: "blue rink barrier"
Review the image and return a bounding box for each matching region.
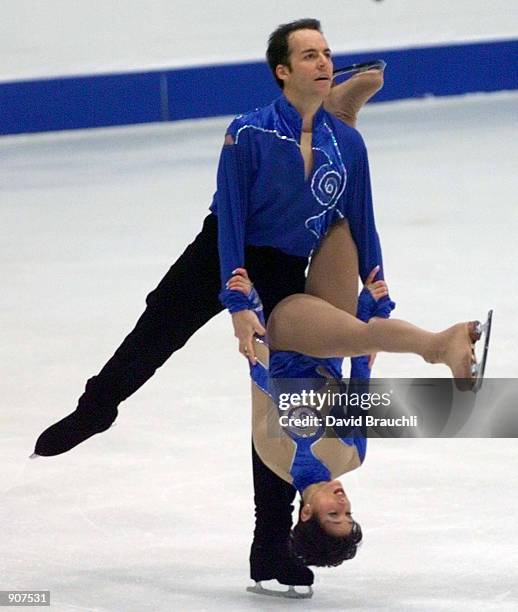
[1,39,517,135]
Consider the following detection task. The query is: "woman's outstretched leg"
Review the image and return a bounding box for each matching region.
[267,294,479,379]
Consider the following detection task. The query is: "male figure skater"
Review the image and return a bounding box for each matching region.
[34,19,388,590]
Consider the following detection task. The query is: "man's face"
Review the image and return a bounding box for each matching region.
[303,480,354,537]
[277,29,333,98]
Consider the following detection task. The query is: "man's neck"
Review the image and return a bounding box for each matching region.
[283,90,324,132]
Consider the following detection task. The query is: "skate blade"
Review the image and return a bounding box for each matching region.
[471,309,493,393]
[29,453,41,460]
[247,581,313,599]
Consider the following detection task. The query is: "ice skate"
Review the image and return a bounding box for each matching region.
[471,310,493,392]
[247,541,314,599]
[32,404,118,457]
[246,582,313,599]
[426,311,493,391]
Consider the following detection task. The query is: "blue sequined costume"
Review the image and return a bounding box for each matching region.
[210,94,393,315]
[250,287,393,492]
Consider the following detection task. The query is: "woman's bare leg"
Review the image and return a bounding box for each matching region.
[266,219,477,378]
[305,220,359,315]
[267,294,477,378]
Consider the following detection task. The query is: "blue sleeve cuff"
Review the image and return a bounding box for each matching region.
[356,288,396,322]
[219,286,266,327]
[219,288,250,313]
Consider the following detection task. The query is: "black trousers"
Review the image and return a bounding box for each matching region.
[77,213,305,544]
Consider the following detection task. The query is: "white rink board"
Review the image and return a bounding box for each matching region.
[0,0,517,80]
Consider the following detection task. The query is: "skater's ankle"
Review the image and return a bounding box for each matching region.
[423,332,444,365]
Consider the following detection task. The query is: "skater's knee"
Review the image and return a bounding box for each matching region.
[269,294,307,318]
[266,293,306,345]
[358,317,381,348]
[145,290,156,307]
[365,316,384,336]
[145,287,164,307]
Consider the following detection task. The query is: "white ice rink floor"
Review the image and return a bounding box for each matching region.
[1,92,518,611]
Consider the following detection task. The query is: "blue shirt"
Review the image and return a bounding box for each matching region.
[210,94,390,313]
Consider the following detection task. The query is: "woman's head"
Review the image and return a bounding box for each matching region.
[291,480,362,567]
[301,480,354,536]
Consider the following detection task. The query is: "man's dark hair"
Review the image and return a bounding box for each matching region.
[266,18,322,89]
[290,513,363,567]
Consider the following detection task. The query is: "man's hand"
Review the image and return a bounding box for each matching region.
[227,267,266,362]
[231,309,266,364]
[364,265,389,301]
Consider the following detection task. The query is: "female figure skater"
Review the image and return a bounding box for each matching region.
[227,219,484,597]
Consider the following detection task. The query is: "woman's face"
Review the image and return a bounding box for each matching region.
[304,480,354,537]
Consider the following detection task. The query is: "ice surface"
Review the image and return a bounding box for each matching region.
[1,92,517,611]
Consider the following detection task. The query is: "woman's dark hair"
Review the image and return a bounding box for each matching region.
[266,18,322,89]
[290,514,363,567]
